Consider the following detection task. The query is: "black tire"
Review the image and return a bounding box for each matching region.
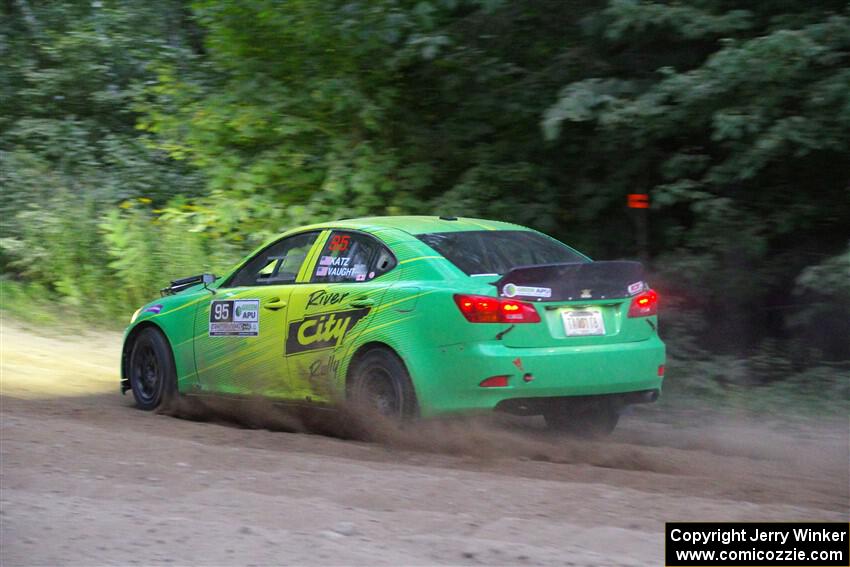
[128,327,177,411]
[543,400,620,438]
[348,348,417,420]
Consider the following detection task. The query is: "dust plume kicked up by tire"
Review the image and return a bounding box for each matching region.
[159,390,848,513]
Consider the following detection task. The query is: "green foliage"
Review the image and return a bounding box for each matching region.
[662,350,850,418]
[0,0,204,244]
[0,278,74,329]
[99,200,229,307]
[601,1,754,41]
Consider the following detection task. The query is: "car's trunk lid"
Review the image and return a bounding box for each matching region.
[493,261,655,347]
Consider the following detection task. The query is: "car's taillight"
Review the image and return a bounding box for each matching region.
[628,289,658,317]
[453,294,541,323]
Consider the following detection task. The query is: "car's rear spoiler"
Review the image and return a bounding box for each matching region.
[160,273,216,297]
[494,261,646,302]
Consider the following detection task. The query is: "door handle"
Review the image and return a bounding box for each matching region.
[263,297,287,310]
[350,297,374,308]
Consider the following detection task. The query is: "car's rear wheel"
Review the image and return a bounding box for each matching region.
[543,400,619,437]
[348,348,417,420]
[128,327,176,411]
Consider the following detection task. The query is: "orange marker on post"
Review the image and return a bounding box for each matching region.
[627,193,650,209]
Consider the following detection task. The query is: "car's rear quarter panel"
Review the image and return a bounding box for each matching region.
[332,230,457,391]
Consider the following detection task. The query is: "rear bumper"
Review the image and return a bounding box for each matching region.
[409,335,665,417]
[495,389,659,416]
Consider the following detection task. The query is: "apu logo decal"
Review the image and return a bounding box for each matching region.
[502,283,552,299]
[209,299,260,337]
[285,308,370,355]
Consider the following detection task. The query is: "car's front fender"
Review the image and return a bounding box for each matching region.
[121,291,209,394]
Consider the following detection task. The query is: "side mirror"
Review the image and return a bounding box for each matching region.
[202,273,216,285]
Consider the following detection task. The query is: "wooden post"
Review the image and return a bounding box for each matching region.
[627,194,650,262]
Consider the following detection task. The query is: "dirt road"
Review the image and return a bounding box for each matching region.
[1,320,847,566]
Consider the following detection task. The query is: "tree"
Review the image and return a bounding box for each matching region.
[542,1,850,357]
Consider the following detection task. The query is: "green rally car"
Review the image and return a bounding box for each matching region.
[122,216,665,434]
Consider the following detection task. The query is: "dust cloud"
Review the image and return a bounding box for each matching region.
[161,392,849,490]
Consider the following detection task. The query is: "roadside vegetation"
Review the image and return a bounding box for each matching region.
[1,1,848,417]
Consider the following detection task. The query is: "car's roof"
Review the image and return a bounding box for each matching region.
[296,215,532,236]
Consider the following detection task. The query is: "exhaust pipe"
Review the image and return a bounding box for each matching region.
[624,389,659,405]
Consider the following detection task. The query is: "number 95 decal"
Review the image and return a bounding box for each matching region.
[328,234,350,252]
[209,299,260,337]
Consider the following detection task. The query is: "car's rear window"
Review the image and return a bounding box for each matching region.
[418,230,588,276]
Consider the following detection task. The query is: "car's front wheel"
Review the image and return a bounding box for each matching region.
[348,347,417,420]
[128,327,176,411]
[543,400,619,437]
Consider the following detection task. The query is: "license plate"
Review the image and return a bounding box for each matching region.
[562,309,605,336]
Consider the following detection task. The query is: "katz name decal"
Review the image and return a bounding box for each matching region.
[209,299,259,337]
[285,308,370,355]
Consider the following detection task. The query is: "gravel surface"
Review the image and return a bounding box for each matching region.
[1,321,847,566]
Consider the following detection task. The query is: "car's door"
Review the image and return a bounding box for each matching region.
[284,230,399,402]
[192,231,322,397]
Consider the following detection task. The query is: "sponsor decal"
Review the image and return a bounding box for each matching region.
[209,299,259,337]
[502,283,552,299]
[309,353,341,383]
[368,271,375,280]
[512,357,524,371]
[328,256,351,267]
[355,274,366,281]
[285,308,370,355]
[324,266,357,278]
[314,256,365,279]
[627,281,644,295]
[306,289,350,309]
[144,304,163,314]
[580,289,593,299]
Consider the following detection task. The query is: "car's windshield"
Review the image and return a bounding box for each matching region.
[418,230,588,276]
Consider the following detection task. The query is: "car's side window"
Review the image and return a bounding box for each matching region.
[311,231,396,283]
[226,231,319,287]
[373,246,397,277]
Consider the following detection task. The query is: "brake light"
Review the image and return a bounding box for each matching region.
[628,289,658,317]
[454,294,541,323]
